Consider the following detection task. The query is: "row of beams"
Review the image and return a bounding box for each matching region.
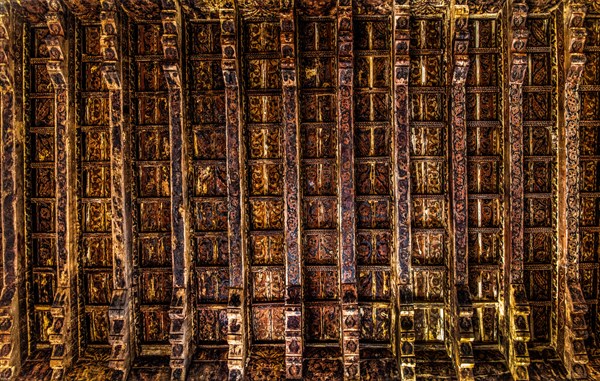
[449,4,475,380]
[0,1,596,380]
[507,2,531,380]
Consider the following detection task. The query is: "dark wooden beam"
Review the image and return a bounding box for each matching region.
[506,2,531,380]
[159,1,193,380]
[280,0,303,378]
[44,0,77,378]
[337,0,359,379]
[0,2,24,379]
[392,4,414,380]
[100,1,135,379]
[558,3,589,379]
[449,4,474,380]
[218,2,247,379]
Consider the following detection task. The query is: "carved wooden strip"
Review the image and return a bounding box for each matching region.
[451,6,469,289]
[280,0,303,378]
[507,3,531,380]
[558,3,589,379]
[219,5,246,380]
[0,2,22,379]
[449,6,475,380]
[337,0,360,379]
[99,2,134,378]
[160,1,192,379]
[44,0,77,377]
[393,5,415,380]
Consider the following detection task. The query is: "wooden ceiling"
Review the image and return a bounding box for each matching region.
[0,0,599,380]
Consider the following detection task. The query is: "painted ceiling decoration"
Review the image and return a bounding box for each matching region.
[0,0,599,380]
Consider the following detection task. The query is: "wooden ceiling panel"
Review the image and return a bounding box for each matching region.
[0,1,599,380]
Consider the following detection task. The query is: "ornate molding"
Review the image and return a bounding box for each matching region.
[279,0,303,378]
[181,0,226,16]
[467,0,505,14]
[588,0,600,13]
[409,0,448,16]
[0,2,22,379]
[507,3,531,380]
[525,0,560,13]
[62,0,102,21]
[449,5,474,380]
[99,1,134,379]
[18,0,49,24]
[392,5,415,381]
[119,0,161,20]
[337,0,360,379]
[0,2,11,91]
[45,0,76,378]
[238,0,280,18]
[218,2,247,379]
[353,0,391,15]
[559,3,589,379]
[159,1,193,379]
[297,0,335,15]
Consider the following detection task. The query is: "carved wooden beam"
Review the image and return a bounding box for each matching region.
[557,3,589,379]
[449,5,474,380]
[44,0,77,379]
[507,3,531,380]
[0,2,23,379]
[159,1,193,379]
[218,2,247,379]
[392,4,414,381]
[337,0,360,379]
[280,0,303,378]
[99,1,135,379]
